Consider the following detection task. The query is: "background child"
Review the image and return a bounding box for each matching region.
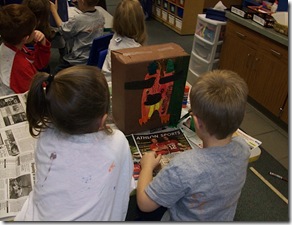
[22,0,53,41]
[102,0,147,81]
[0,4,51,94]
[22,0,54,73]
[136,70,251,221]
[14,65,135,221]
[49,0,105,74]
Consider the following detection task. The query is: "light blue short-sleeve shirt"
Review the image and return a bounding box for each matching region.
[146,136,250,221]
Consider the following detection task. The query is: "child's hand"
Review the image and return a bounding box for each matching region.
[49,0,58,12]
[33,30,46,45]
[140,151,161,171]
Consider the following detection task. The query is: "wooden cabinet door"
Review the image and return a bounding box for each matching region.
[219,22,257,83]
[220,21,288,123]
[219,33,256,84]
[248,37,288,117]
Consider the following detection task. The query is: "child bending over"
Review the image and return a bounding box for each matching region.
[0,4,51,94]
[14,65,135,221]
[49,0,105,74]
[102,0,147,81]
[137,70,250,221]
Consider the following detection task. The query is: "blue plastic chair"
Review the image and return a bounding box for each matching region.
[87,33,113,69]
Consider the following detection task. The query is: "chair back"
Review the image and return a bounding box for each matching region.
[87,33,113,69]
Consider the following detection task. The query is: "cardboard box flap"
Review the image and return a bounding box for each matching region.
[112,43,189,64]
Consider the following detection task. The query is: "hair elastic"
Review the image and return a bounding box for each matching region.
[42,74,54,94]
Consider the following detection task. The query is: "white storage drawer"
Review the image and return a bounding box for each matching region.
[193,36,222,62]
[187,68,199,86]
[195,14,226,44]
[187,14,226,84]
[189,52,219,76]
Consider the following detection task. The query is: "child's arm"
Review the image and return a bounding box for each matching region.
[49,0,63,27]
[32,30,51,70]
[137,151,161,212]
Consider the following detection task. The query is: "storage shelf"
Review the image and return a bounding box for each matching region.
[187,14,226,83]
[152,0,242,35]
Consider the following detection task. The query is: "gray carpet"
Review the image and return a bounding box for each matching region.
[235,147,289,221]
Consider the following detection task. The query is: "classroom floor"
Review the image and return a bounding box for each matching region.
[50,0,289,170]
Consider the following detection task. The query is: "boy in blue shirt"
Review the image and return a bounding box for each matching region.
[137,69,250,221]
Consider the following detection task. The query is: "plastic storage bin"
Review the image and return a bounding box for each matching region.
[195,14,226,44]
[193,36,222,62]
[170,3,175,14]
[187,14,226,84]
[163,0,168,10]
[155,6,161,17]
[189,52,219,76]
[162,10,168,21]
[195,20,216,43]
[177,7,184,18]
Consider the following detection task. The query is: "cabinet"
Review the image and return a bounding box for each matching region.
[219,20,288,124]
[151,0,242,35]
[187,14,226,85]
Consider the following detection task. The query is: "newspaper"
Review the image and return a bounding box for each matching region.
[126,128,193,182]
[0,93,37,220]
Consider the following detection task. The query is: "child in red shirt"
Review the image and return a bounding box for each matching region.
[0,4,51,94]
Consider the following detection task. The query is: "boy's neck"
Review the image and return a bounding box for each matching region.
[79,6,96,13]
[202,135,232,148]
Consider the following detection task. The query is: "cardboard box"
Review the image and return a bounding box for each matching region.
[111,43,189,134]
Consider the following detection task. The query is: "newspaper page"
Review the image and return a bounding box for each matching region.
[127,128,193,182]
[0,93,37,220]
[233,128,262,151]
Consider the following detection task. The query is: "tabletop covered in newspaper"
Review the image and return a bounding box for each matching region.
[0,92,37,220]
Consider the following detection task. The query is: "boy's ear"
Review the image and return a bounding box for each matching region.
[193,115,203,129]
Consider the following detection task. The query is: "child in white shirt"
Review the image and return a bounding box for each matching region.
[102,0,147,81]
[15,65,135,221]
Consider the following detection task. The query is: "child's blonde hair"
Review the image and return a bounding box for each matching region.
[113,0,147,45]
[190,70,248,139]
